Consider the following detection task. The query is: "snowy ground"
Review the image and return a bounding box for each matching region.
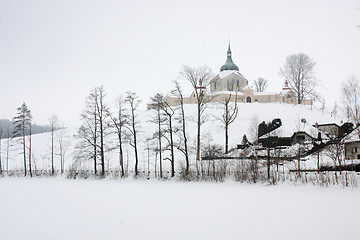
[1,178,359,240]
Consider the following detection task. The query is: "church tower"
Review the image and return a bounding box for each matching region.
[210,42,249,93]
[220,42,239,72]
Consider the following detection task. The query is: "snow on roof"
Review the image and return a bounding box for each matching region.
[259,118,328,140]
[342,128,360,143]
[315,123,340,127]
[218,70,243,79]
[211,91,244,96]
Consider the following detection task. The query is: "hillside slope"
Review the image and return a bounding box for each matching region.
[1,103,338,173]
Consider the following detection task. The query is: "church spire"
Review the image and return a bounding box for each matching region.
[220,41,239,72]
[227,41,232,57]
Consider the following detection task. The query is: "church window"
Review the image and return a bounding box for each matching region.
[214,82,217,90]
[236,80,239,88]
[227,79,234,91]
[246,96,251,103]
[287,94,291,98]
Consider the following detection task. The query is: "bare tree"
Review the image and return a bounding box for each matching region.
[253,77,268,92]
[5,128,11,173]
[95,86,111,176]
[125,92,141,176]
[76,86,110,176]
[216,94,238,153]
[110,96,127,177]
[321,98,326,115]
[76,88,99,174]
[149,93,165,178]
[12,102,32,176]
[48,115,59,175]
[180,65,214,161]
[249,114,260,182]
[325,141,345,184]
[149,93,176,177]
[55,125,70,175]
[27,123,33,177]
[172,81,189,175]
[160,98,176,178]
[280,53,318,104]
[342,76,360,137]
[332,101,338,119]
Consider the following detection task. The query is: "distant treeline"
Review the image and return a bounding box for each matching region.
[0,119,53,139]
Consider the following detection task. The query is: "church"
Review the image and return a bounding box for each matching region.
[165,43,312,106]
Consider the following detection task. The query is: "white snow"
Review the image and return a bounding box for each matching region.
[218,70,243,79]
[211,90,245,96]
[262,120,327,139]
[343,127,360,143]
[0,178,359,240]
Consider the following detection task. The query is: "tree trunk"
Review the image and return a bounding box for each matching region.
[23,131,26,176]
[28,124,32,177]
[317,152,320,173]
[119,138,124,177]
[100,119,105,176]
[93,111,97,175]
[6,135,10,173]
[180,103,189,175]
[267,148,270,180]
[51,126,54,176]
[169,118,175,177]
[158,112,163,178]
[196,105,201,161]
[225,123,229,154]
[132,109,139,176]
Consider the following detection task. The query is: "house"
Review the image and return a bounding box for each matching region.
[313,123,339,138]
[343,129,360,160]
[257,118,327,148]
[313,122,354,139]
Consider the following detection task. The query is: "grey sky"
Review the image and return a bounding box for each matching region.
[1,0,359,126]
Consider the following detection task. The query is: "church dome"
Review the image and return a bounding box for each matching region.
[220,43,239,72]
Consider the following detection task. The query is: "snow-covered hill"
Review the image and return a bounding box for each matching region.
[1,102,339,174]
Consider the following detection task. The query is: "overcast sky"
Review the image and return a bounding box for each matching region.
[1,0,359,126]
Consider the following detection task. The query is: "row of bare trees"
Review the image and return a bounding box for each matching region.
[71,65,242,178]
[75,86,142,177]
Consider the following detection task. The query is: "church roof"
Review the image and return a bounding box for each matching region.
[218,70,243,79]
[220,43,239,72]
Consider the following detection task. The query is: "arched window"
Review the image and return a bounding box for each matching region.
[246,96,251,103]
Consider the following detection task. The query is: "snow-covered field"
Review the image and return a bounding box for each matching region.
[0,178,359,240]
